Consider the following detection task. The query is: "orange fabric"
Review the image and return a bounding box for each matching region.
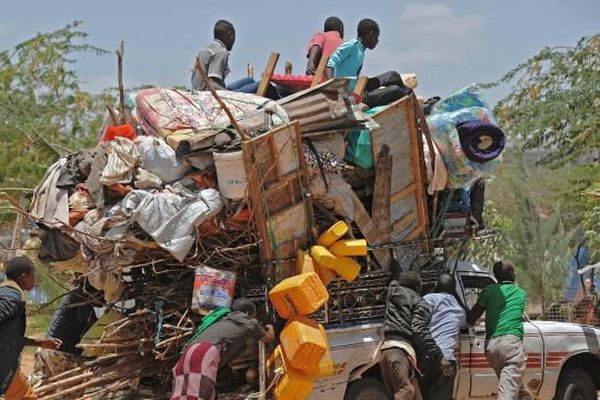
[103,124,136,142]
[5,369,37,400]
[187,169,217,189]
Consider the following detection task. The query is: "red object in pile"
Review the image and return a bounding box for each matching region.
[270,74,319,91]
[103,124,136,142]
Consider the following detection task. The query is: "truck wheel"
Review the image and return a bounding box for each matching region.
[344,377,391,400]
[554,367,596,400]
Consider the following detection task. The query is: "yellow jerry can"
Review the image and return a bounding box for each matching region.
[310,245,337,267]
[280,316,328,374]
[329,239,368,257]
[269,272,329,319]
[295,249,315,275]
[309,347,335,379]
[267,345,314,400]
[317,221,349,247]
[312,248,361,283]
[315,262,337,286]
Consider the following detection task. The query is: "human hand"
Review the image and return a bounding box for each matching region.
[37,338,62,350]
[440,357,453,377]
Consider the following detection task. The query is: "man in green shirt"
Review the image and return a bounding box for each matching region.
[468,261,530,400]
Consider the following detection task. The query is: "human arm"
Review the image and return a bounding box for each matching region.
[306,45,323,75]
[0,293,19,322]
[260,324,275,344]
[24,337,62,349]
[467,304,485,326]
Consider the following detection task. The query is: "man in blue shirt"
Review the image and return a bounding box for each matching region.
[325,19,410,108]
[421,273,466,400]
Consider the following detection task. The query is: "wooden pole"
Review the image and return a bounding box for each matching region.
[258,340,266,400]
[9,197,25,257]
[194,57,248,140]
[117,41,126,125]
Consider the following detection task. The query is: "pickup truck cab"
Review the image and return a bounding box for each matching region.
[311,262,600,400]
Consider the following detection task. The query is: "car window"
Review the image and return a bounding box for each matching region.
[459,274,495,309]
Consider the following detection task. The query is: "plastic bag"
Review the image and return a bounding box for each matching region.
[344,130,373,170]
[135,136,190,184]
[192,266,236,312]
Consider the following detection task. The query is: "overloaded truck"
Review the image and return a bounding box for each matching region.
[24,76,600,400]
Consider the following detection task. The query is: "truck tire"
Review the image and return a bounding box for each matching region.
[554,367,596,400]
[344,377,391,400]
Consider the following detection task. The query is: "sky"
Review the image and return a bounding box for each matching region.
[0,0,599,103]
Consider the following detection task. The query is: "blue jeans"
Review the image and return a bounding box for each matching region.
[227,77,259,93]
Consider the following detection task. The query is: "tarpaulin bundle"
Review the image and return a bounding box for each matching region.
[427,85,503,189]
[456,119,505,163]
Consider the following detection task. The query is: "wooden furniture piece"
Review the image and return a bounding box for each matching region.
[241,121,314,281]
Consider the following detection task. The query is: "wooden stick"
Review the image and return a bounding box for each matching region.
[256,52,280,97]
[311,55,329,87]
[194,57,248,140]
[117,41,126,125]
[106,105,118,125]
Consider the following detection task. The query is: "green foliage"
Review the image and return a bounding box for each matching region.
[0,21,109,195]
[465,200,515,268]
[491,34,600,166]
[507,158,574,315]
[582,178,600,263]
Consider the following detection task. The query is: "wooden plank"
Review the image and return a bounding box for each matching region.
[390,183,417,203]
[353,76,369,96]
[369,96,430,252]
[392,212,417,232]
[311,55,329,87]
[256,52,280,97]
[405,226,425,241]
[349,192,391,268]
[406,95,430,241]
[372,145,392,241]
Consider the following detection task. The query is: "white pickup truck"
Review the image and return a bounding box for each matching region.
[310,262,600,400]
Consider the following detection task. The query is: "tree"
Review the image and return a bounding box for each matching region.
[0,21,109,194]
[508,157,574,316]
[0,21,110,226]
[491,34,600,166]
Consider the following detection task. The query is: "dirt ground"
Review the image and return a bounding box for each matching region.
[21,349,36,375]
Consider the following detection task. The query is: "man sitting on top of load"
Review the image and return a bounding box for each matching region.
[305,17,344,75]
[325,18,411,108]
[191,20,260,94]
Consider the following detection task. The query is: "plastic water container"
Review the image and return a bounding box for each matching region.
[213,151,247,200]
[310,245,337,266]
[269,272,329,319]
[280,316,328,373]
[329,239,368,257]
[192,266,236,312]
[295,250,315,275]
[312,248,361,283]
[315,263,337,286]
[310,346,335,379]
[317,221,349,247]
[267,345,313,400]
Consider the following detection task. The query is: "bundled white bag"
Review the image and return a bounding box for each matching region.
[135,136,190,183]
